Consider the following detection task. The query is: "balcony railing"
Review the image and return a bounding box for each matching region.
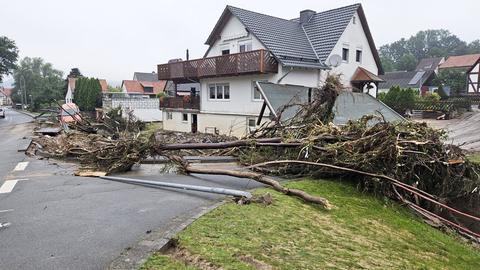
[158,49,278,82]
[160,96,200,110]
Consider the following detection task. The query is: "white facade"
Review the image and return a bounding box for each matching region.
[468,63,479,93]
[163,7,380,138]
[327,11,379,88]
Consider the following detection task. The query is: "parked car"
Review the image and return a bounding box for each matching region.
[0,107,5,118]
[59,103,82,124]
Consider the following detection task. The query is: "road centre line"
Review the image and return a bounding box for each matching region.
[0,209,14,213]
[13,162,29,171]
[0,180,19,194]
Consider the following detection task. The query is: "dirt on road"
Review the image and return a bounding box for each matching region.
[417,108,480,152]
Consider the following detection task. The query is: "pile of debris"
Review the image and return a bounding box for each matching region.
[29,76,480,242]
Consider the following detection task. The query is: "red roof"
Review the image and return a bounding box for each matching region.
[350,67,384,82]
[68,78,109,92]
[0,87,13,97]
[439,54,480,69]
[122,80,166,95]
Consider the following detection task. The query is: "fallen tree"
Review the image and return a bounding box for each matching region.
[30,75,480,241]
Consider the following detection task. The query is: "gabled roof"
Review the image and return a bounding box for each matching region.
[122,80,166,95]
[68,78,108,92]
[205,4,382,72]
[439,54,480,69]
[133,72,159,82]
[378,70,435,89]
[351,67,384,82]
[415,57,444,72]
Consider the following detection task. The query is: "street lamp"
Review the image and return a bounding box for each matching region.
[19,75,26,109]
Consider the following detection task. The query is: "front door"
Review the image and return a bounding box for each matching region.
[191,114,198,133]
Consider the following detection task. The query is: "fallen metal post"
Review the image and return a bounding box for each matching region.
[100,176,252,198]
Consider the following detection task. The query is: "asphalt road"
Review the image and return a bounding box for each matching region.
[0,109,260,270]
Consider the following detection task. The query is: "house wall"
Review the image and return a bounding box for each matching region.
[205,16,265,57]
[105,97,163,122]
[163,111,192,132]
[327,11,379,87]
[468,63,479,93]
[200,74,274,115]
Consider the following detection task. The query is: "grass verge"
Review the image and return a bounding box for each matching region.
[142,179,480,270]
[467,153,480,164]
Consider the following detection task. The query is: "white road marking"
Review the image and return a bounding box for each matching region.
[0,180,19,194]
[13,162,29,171]
[0,209,14,213]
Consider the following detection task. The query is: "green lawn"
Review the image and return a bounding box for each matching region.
[142,179,480,270]
[467,153,480,164]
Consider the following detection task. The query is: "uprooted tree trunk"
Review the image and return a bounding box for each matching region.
[169,156,332,209]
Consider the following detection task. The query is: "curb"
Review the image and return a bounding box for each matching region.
[107,200,225,270]
[13,109,37,118]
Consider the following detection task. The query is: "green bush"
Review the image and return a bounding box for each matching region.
[378,86,418,113]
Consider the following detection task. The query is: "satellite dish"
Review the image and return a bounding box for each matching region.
[328,54,342,68]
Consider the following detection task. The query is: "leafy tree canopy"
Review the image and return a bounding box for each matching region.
[12,57,64,111]
[379,29,480,72]
[0,36,19,82]
[378,86,418,113]
[434,69,467,96]
[67,68,83,78]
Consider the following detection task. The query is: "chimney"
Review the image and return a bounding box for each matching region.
[299,9,315,24]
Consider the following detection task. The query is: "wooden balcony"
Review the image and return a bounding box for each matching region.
[160,96,200,110]
[158,49,278,82]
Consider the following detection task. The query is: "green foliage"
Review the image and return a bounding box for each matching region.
[396,53,417,71]
[143,179,480,270]
[421,92,441,103]
[380,56,395,72]
[12,57,64,111]
[107,85,122,92]
[379,29,480,72]
[0,36,19,82]
[434,69,467,96]
[74,77,102,111]
[378,86,418,113]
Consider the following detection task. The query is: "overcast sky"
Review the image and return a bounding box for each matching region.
[1,0,478,86]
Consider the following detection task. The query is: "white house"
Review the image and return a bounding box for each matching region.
[157,4,383,137]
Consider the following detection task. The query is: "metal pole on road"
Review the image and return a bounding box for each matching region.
[100,176,252,198]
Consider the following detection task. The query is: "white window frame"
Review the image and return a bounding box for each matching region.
[239,41,253,53]
[208,83,230,101]
[355,49,362,63]
[342,47,349,63]
[166,112,173,120]
[182,113,188,122]
[247,117,257,134]
[252,80,266,101]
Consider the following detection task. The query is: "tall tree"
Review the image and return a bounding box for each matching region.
[379,29,471,72]
[12,57,65,110]
[73,77,102,111]
[0,36,19,83]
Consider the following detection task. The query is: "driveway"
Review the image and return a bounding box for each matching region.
[0,109,259,270]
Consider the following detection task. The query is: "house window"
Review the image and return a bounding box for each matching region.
[208,83,230,100]
[222,49,230,55]
[166,112,173,120]
[247,118,257,133]
[252,80,266,101]
[239,43,252,53]
[342,48,349,62]
[182,113,188,122]
[352,16,356,24]
[144,86,153,93]
[356,50,362,63]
